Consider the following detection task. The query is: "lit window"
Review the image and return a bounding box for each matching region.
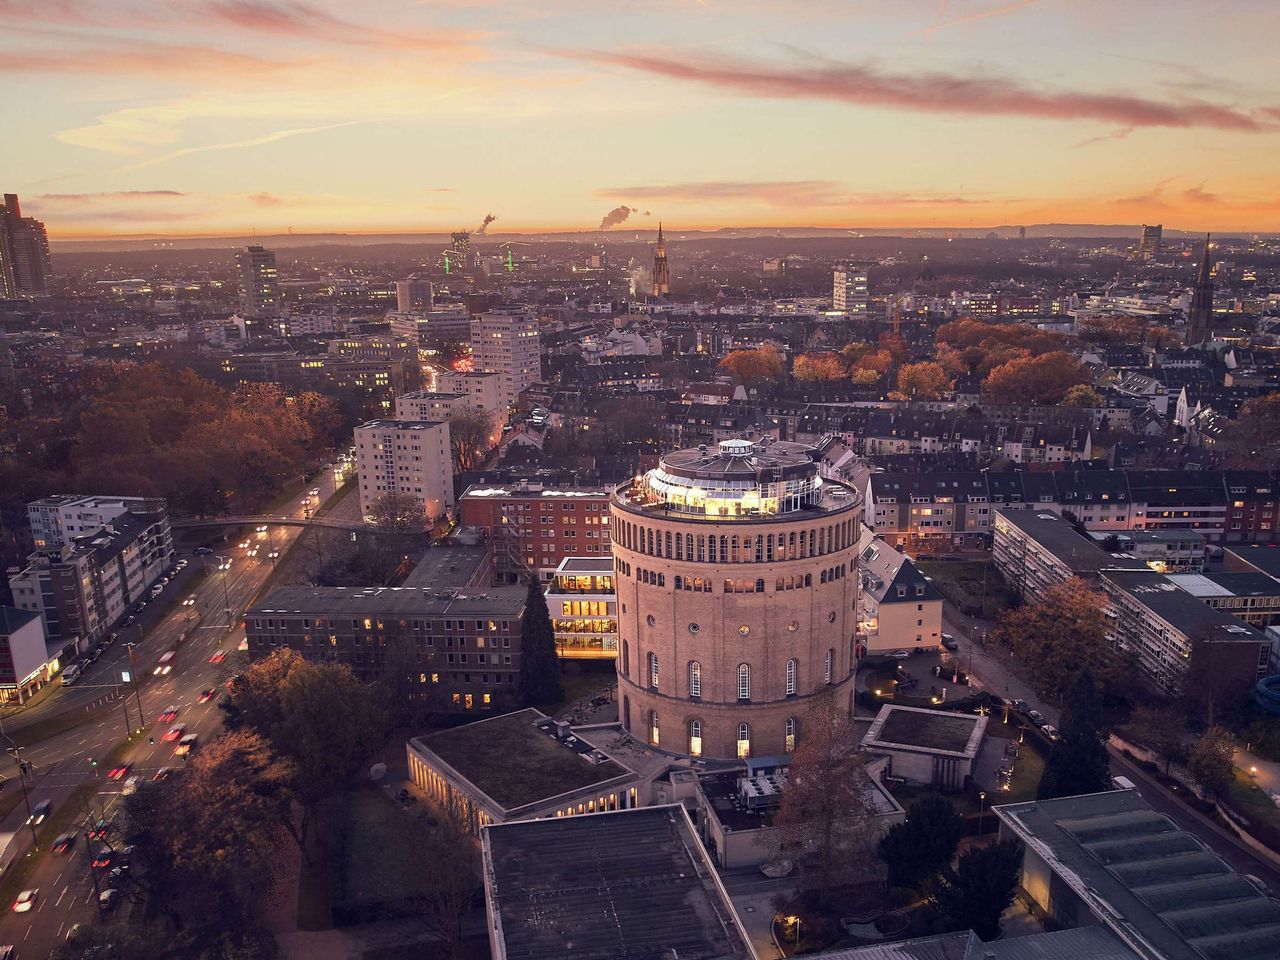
[689,720,702,757]
[737,723,751,759]
[650,711,660,746]
[785,718,796,753]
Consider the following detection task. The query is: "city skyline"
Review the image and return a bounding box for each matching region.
[6,0,1280,238]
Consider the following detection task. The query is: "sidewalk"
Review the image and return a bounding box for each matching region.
[940,600,1059,725]
[1235,746,1280,801]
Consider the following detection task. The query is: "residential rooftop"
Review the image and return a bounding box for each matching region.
[863,704,987,759]
[399,544,489,590]
[994,789,1280,960]
[811,926,1138,960]
[248,584,526,619]
[483,805,753,960]
[1102,569,1267,639]
[995,508,1143,576]
[414,709,632,813]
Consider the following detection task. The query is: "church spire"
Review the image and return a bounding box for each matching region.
[657,221,664,244]
[651,222,670,297]
[1187,234,1214,346]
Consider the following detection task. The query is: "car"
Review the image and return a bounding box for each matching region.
[52,831,78,854]
[107,763,130,780]
[12,890,37,913]
[198,688,218,703]
[149,585,163,598]
[209,650,227,665]
[162,723,187,742]
[1010,699,1029,713]
[239,540,251,549]
[268,550,279,559]
[133,601,146,613]
[175,733,198,758]
[107,866,128,884]
[27,799,51,825]
[157,706,179,723]
[160,576,170,586]
[256,525,268,533]
[175,558,188,568]
[92,846,114,868]
[1042,724,1060,742]
[123,615,135,626]
[310,488,320,497]
[940,634,959,651]
[890,649,911,659]
[182,595,196,606]
[89,647,102,662]
[122,775,141,796]
[152,767,173,782]
[88,817,111,841]
[105,631,119,645]
[98,888,120,912]
[195,546,213,555]
[1027,709,1045,725]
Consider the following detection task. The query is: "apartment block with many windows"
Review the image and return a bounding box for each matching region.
[354,419,454,523]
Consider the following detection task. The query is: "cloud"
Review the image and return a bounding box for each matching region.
[1075,126,1134,148]
[599,180,991,207]
[247,192,287,206]
[35,190,187,202]
[200,0,483,52]
[561,49,1279,132]
[124,118,386,169]
[1181,185,1222,206]
[0,36,299,79]
[920,0,1040,37]
[599,205,632,229]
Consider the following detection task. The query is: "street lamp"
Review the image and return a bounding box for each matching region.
[216,556,233,626]
[0,719,40,851]
[979,790,988,833]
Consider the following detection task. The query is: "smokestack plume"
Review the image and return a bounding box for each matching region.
[475,213,496,235]
[599,205,632,230]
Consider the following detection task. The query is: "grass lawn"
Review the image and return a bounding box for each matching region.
[917,560,1015,619]
[1227,769,1280,831]
[333,789,420,910]
[888,784,982,817]
[1007,741,1047,802]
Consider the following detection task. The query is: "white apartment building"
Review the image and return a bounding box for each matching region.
[832,266,869,318]
[388,304,473,345]
[354,419,455,523]
[470,306,542,409]
[28,495,162,549]
[434,370,505,419]
[395,391,472,422]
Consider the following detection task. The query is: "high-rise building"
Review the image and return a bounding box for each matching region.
[354,419,455,522]
[833,265,868,318]
[0,194,51,298]
[1186,235,1214,345]
[651,223,670,297]
[396,275,434,313]
[611,439,861,760]
[235,245,281,326]
[1139,224,1163,260]
[470,305,542,409]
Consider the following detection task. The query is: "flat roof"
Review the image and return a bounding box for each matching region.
[400,544,489,589]
[414,709,631,813]
[863,705,987,759]
[1167,572,1280,599]
[995,509,1140,575]
[249,584,525,619]
[1103,569,1266,637]
[995,789,1280,960]
[483,805,753,960]
[555,556,615,574]
[1223,545,1280,581]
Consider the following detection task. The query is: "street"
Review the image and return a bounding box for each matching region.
[0,465,350,956]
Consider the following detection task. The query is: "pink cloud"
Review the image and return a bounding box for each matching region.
[597,180,990,207]
[562,49,1278,132]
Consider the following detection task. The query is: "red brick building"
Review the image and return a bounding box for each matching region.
[457,482,612,579]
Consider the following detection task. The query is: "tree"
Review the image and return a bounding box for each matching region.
[718,347,783,389]
[448,406,495,471]
[877,794,964,890]
[981,352,1090,405]
[1126,704,1186,773]
[394,803,482,960]
[793,352,847,381]
[933,839,1023,941]
[221,648,303,733]
[766,691,879,904]
[851,367,881,386]
[1062,384,1103,407]
[1227,393,1280,469]
[994,578,1125,700]
[366,491,427,532]
[1038,669,1110,799]
[895,361,954,401]
[1186,725,1235,799]
[519,576,562,705]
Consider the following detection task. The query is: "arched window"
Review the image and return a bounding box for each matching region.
[622,641,629,677]
[649,711,660,746]
[674,575,683,590]
[825,648,834,684]
[689,719,702,757]
[755,578,765,593]
[737,663,751,701]
[688,661,702,699]
[736,722,751,759]
[648,652,659,690]
[785,717,797,753]
[785,658,797,696]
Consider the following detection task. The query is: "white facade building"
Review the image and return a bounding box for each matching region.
[470,306,542,409]
[354,419,455,523]
[833,266,869,318]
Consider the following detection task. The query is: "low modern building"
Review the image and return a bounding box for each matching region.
[1096,529,1206,573]
[245,581,525,714]
[544,557,617,659]
[354,418,454,523]
[993,508,1142,599]
[1166,572,1280,628]
[407,709,641,835]
[856,532,943,654]
[482,805,755,960]
[861,704,988,791]
[994,788,1280,960]
[0,606,55,704]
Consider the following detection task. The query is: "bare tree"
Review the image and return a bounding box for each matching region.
[397,799,481,960]
[448,407,496,472]
[367,491,427,532]
[764,690,880,905]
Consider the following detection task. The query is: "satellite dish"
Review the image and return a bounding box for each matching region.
[368,762,388,782]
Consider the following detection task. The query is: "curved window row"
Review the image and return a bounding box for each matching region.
[819,563,848,584]
[674,575,714,593]
[683,657,802,701]
[648,718,799,757]
[654,573,832,596]
[614,516,858,563]
[638,568,665,587]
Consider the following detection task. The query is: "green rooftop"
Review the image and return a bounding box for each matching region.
[418,709,630,812]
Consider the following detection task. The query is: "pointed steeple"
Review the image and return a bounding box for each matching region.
[1196,233,1212,286]
[1187,234,1214,346]
[657,222,664,244]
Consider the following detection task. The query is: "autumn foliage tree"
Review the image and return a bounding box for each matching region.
[994,577,1125,700]
[793,352,847,381]
[981,351,1091,405]
[448,406,496,471]
[894,361,954,400]
[718,347,783,388]
[1062,383,1104,407]
[1226,393,1280,469]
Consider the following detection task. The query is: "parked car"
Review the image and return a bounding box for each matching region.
[1010,699,1029,713]
[940,633,959,651]
[1027,709,1045,725]
[1042,724,1060,742]
[195,546,213,555]
[890,649,911,660]
[98,888,120,912]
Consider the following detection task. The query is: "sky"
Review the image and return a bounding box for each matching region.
[6,0,1280,238]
